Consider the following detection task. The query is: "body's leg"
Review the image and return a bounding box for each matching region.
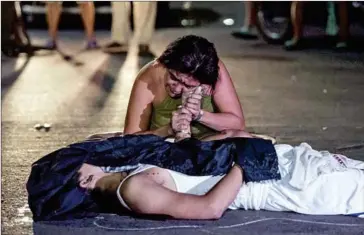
[132,2,157,54]
[45,2,62,49]
[284,1,304,50]
[232,1,258,40]
[77,2,98,49]
[104,2,131,53]
[335,1,349,49]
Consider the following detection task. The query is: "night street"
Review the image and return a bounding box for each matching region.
[2,2,364,234]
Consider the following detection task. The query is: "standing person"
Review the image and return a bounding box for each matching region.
[103,2,157,54]
[231,1,259,40]
[285,1,350,50]
[45,2,99,50]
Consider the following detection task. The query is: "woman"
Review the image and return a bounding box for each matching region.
[90,35,246,140]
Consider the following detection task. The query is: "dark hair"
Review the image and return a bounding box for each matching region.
[158,35,219,88]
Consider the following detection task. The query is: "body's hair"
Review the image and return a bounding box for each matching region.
[90,172,127,214]
[158,35,219,88]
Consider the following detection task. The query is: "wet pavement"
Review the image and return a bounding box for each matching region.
[2,9,364,235]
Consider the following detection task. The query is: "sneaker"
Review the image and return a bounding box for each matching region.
[335,41,348,50]
[231,26,258,40]
[102,41,127,53]
[85,39,100,50]
[284,38,303,51]
[45,39,57,50]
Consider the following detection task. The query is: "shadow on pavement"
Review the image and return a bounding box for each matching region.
[1,56,31,99]
[88,54,127,109]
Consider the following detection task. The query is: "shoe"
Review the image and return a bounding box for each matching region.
[102,41,127,53]
[85,39,100,50]
[231,26,258,40]
[45,39,57,50]
[138,44,154,57]
[335,41,348,51]
[284,38,303,51]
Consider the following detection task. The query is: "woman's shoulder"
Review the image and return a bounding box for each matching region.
[135,60,165,85]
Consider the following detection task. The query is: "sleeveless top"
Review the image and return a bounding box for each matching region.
[150,95,217,139]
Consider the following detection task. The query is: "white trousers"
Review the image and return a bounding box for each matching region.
[111,2,157,45]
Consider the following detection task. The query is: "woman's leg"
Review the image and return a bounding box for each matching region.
[231,1,258,40]
[335,1,349,49]
[77,2,98,49]
[45,2,62,49]
[284,1,304,50]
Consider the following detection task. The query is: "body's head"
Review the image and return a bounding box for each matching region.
[158,35,219,98]
[77,165,129,212]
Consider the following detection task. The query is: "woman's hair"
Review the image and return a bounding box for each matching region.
[158,35,219,89]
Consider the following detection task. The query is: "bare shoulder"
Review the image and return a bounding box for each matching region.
[217,59,230,81]
[135,60,165,86]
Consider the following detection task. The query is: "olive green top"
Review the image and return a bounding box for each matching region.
[150,95,217,139]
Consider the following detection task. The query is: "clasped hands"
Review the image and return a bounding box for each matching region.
[171,92,203,134]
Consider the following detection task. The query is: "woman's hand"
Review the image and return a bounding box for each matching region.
[171,107,192,133]
[184,93,203,120]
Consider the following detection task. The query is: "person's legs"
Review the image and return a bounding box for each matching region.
[45,2,62,49]
[77,2,98,49]
[132,2,157,54]
[284,1,304,50]
[335,1,349,49]
[231,1,258,40]
[103,2,131,53]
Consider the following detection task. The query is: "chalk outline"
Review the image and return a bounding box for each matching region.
[93,216,364,231]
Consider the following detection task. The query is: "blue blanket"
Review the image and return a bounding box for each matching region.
[27,135,280,221]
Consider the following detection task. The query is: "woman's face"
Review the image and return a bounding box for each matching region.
[165,70,201,98]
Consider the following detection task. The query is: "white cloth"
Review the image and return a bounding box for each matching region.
[230,143,364,215]
[111,2,157,45]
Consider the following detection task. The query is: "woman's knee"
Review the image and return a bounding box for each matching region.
[221,129,253,138]
[86,132,123,141]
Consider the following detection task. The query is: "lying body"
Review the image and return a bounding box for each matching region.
[78,142,364,219]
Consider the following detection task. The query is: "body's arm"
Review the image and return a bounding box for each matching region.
[198,61,246,131]
[121,165,243,219]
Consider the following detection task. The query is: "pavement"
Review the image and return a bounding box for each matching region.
[2,14,364,235]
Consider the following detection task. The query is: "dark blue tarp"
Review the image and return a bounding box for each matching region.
[27,135,280,221]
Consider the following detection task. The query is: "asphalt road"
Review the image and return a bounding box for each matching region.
[2,26,364,235]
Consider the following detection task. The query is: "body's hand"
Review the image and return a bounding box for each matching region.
[171,107,192,133]
[184,93,203,120]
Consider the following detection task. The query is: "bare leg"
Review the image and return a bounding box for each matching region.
[243,1,257,29]
[78,2,98,48]
[336,1,349,48]
[284,1,304,50]
[231,1,258,40]
[45,2,62,48]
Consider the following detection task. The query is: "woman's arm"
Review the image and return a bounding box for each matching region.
[123,67,173,137]
[121,165,243,219]
[198,60,245,131]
